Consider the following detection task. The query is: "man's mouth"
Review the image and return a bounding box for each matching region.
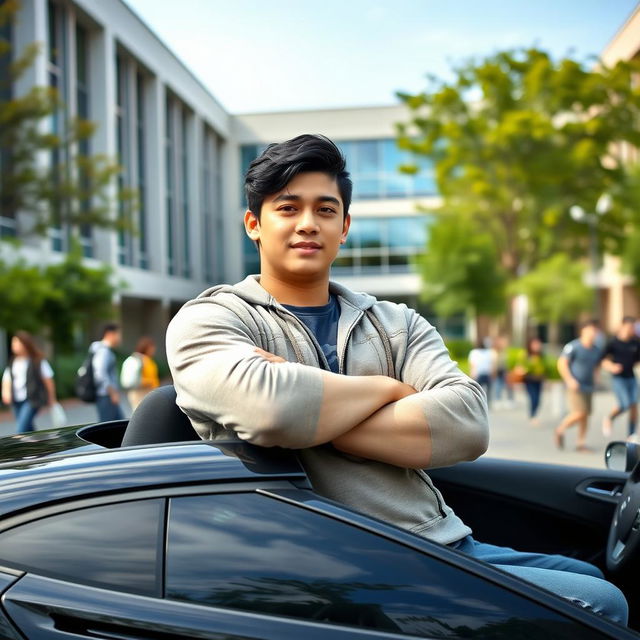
[291,242,322,250]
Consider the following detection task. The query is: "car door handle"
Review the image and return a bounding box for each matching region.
[575,478,624,503]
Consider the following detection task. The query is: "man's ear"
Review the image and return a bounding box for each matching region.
[244,210,260,241]
[340,213,351,244]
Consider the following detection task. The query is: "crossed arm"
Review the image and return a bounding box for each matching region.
[256,348,433,469]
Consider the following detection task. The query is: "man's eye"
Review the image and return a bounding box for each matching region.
[319,207,337,214]
[278,206,296,213]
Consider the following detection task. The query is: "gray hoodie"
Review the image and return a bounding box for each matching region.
[166,275,489,545]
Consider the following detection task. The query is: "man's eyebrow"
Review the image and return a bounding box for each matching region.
[272,193,341,206]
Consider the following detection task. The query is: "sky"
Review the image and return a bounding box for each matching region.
[124,0,638,114]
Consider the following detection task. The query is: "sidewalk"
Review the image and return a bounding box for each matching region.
[0,396,134,439]
[486,381,627,469]
[0,383,629,470]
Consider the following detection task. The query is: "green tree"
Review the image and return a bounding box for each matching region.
[0,0,135,238]
[0,242,121,353]
[0,257,49,334]
[396,48,640,281]
[41,241,122,353]
[511,254,593,346]
[418,214,507,324]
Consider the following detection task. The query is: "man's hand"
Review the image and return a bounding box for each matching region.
[567,378,580,392]
[109,389,120,404]
[254,347,287,364]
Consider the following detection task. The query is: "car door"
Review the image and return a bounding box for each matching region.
[161,488,629,640]
[428,457,627,562]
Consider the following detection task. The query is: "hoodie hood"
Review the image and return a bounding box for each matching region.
[196,275,377,312]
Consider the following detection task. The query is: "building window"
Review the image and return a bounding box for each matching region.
[332,216,427,276]
[47,0,68,252]
[165,94,192,277]
[76,23,92,257]
[0,8,15,237]
[115,50,148,269]
[338,139,435,200]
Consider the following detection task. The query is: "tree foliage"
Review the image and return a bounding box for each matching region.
[418,214,507,318]
[41,241,122,352]
[0,0,135,237]
[0,241,121,352]
[511,254,593,325]
[397,48,640,288]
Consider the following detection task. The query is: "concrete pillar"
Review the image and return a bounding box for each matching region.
[221,139,243,283]
[88,25,118,266]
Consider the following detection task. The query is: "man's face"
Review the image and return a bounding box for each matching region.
[106,330,122,347]
[244,171,350,282]
[581,324,598,345]
[620,322,635,340]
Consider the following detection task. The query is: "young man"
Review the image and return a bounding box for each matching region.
[555,320,603,451]
[91,323,123,422]
[602,316,640,440]
[167,135,627,624]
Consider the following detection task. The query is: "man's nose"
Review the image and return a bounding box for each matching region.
[296,209,319,233]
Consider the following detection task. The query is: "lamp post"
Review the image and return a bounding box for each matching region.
[569,193,613,320]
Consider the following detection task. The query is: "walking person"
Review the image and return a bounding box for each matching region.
[122,337,160,410]
[493,335,514,408]
[90,323,124,422]
[601,316,640,440]
[517,337,546,425]
[469,338,497,407]
[1,331,57,434]
[554,320,603,452]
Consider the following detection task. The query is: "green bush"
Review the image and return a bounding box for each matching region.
[51,353,85,399]
[445,339,474,361]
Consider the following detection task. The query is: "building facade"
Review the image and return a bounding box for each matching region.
[3,0,637,364]
[2,0,236,358]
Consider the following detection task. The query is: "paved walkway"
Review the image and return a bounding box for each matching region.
[0,382,631,470]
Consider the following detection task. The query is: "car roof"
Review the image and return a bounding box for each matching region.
[0,428,307,519]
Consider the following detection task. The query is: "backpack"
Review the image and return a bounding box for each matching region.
[120,354,142,390]
[75,350,97,403]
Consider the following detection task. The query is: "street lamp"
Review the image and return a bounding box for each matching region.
[569,193,613,320]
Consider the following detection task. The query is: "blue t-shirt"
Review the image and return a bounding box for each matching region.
[561,339,603,392]
[283,296,340,373]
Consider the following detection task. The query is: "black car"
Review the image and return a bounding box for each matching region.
[0,385,636,640]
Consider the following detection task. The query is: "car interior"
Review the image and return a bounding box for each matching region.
[78,384,640,633]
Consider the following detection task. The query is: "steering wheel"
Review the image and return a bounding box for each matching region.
[607,462,640,572]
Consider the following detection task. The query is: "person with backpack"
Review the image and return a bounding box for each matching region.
[1,331,57,433]
[89,323,123,422]
[121,336,160,410]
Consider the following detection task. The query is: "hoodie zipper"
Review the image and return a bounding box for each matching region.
[275,307,331,371]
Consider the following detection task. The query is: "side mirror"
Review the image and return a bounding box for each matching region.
[605,441,640,472]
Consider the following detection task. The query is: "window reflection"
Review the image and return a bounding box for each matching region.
[166,493,588,639]
[333,216,427,276]
[0,499,163,596]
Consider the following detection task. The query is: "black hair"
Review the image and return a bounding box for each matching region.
[101,323,120,338]
[244,134,352,219]
[579,318,599,330]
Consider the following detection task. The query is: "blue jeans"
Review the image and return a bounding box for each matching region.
[451,536,628,625]
[524,380,542,417]
[611,376,638,436]
[494,369,513,401]
[12,400,39,434]
[95,395,124,422]
[476,374,492,406]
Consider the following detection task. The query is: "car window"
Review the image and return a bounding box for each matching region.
[0,499,164,596]
[166,493,603,639]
